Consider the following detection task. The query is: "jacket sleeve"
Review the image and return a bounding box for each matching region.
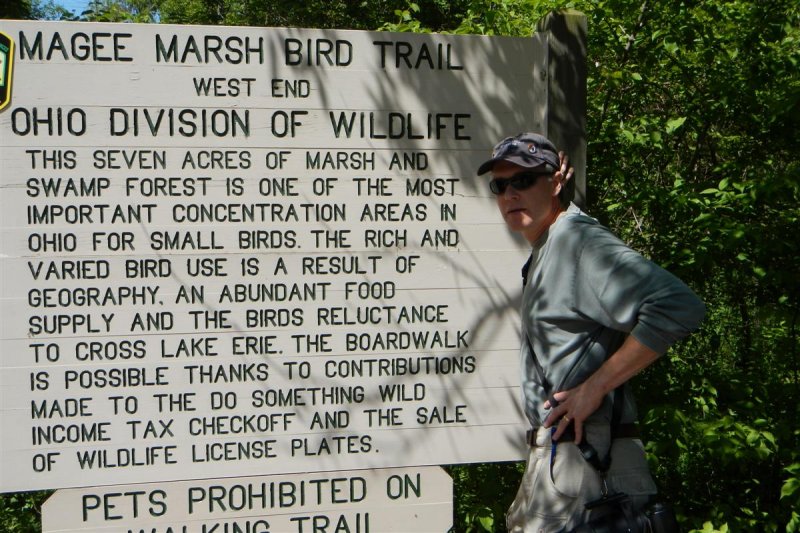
[572,220,705,354]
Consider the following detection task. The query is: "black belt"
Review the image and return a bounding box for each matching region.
[526,423,640,446]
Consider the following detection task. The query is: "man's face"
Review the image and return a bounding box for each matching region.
[492,160,559,243]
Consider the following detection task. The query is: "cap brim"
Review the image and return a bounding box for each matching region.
[476,158,500,175]
[477,155,554,175]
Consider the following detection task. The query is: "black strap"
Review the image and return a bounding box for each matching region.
[577,439,610,472]
[521,254,533,287]
[575,386,625,473]
[610,383,625,439]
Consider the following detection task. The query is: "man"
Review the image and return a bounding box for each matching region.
[477,133,705,532]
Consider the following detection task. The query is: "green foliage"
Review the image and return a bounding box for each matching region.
[783,463,800,533]
[0,491,49,533]
[1,0,34,19]
[154,0,470,30]
[576,2,800,530]
[448,462,523,531]
[379,2,433,33]
[31,1,79,21]
[79,0,160,22]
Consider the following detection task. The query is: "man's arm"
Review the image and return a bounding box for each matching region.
[542,335,660,444]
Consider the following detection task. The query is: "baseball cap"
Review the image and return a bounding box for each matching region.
[477,132,560,175]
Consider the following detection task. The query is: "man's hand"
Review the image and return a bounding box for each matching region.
[542,336,661,444]
[543,382,605,444]
[556,151,574,186]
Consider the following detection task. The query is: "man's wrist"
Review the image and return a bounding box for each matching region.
[584,365,616,398]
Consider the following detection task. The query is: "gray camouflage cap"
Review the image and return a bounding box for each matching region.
[477,132,559,175]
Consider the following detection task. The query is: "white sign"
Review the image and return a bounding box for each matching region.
[0,21,547,492]
[42,467,452,532]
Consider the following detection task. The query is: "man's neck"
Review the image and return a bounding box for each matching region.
[526,200,565,244]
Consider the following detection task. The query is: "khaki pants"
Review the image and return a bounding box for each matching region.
[506,425,657,533]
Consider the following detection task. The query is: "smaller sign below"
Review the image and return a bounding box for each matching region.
[42,466,452,533]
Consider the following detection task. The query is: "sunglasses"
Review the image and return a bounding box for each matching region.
[489,170,551,195]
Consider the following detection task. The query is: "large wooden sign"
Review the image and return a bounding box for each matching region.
[0,20,578,493]
[42,467,452,532]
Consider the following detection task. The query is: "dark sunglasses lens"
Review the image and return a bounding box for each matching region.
[490,172,545,195]
[489,179,506,194]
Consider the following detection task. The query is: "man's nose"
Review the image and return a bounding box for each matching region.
[502,184,520,199]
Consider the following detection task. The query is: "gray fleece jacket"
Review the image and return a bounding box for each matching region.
[520,203,705,426]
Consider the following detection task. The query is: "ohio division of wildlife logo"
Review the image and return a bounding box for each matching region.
[0,31,14,111]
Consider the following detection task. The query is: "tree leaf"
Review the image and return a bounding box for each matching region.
[666,116,687,133]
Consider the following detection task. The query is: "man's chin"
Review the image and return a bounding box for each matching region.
[505,213,533,230]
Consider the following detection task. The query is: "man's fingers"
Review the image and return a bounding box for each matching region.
[550,414,572,439]
[543,406,565,428]
[556,151,574,184]
[552,418,567,441]
[558,152,570,171]
[573,420,583,444]
[551,391,568,405]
